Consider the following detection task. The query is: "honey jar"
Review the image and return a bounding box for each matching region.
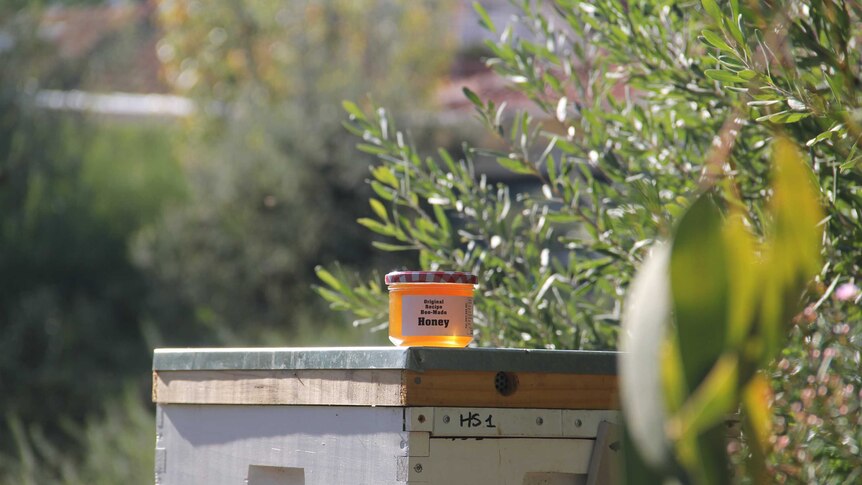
[385,271,477,347]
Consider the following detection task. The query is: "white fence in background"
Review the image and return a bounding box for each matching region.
[35,89,194,117]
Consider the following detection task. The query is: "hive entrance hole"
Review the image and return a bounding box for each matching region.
[494,371,517,396]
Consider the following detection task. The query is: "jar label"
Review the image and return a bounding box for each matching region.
[401,295,473,337]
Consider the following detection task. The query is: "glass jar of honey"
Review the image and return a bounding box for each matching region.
[385,271,477,347]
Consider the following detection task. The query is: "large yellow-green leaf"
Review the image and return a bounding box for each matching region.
[760,138,824,360]
[722,212,760,348]
[669,354,738,485]
[670,194,729,390]
[768,138,823,284]
[660,335,687,415]
[667,353,739,441]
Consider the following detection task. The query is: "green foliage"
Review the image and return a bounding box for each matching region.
[0,116,184,422]
[82,124,188,235]
[65,390,155,485]
[621,138,824,484]
[318,0,862,481]
[0,113,182,479]
[1,389,155,485]
[318,0,728,347]
[323,104,626,348]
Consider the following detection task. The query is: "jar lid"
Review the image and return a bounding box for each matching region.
[385,270,478,285]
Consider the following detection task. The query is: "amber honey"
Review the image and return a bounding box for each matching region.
[385,271,477,347]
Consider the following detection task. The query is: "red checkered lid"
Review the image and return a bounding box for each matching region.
[385,270,478,285]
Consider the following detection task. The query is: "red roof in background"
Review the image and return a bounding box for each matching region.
[41,4,140,59]
[40,2,168,94]
[437,1,531,115]
[33,0,567,116]
[436,70,534,115]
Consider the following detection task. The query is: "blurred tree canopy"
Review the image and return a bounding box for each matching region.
[156,0,453,109]
[137,0,459,345]
[2,1,468,480]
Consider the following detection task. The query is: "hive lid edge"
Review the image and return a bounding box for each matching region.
[152,346,619,374]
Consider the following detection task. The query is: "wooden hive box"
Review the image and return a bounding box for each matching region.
[152,347,621,485]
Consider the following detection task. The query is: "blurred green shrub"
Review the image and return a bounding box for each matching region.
[317,0,862,481]
[1,388,155,485]
[0,8,183,480]
[137,0,459,345]
[0,115,184,425]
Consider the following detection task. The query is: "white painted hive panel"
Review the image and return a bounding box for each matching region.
[156,405,407,485]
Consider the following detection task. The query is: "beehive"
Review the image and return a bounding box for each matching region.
[152,347,621,484]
